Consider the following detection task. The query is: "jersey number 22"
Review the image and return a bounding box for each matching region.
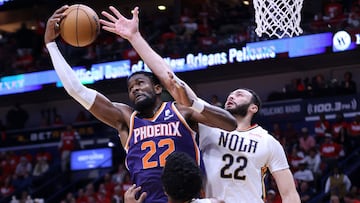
[221,153,247,180]
[141,139,175,169]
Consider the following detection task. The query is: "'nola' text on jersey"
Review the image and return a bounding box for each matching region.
[219,131,259,153]
[133,121,181,144]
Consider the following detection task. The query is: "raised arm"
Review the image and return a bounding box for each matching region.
[44,5,132,145]
[100,6,237,131]
[100,6,193,102]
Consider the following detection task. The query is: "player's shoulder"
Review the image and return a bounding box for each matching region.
[251,125,271,135]
[113,102,133,111]
[251,125,279,141]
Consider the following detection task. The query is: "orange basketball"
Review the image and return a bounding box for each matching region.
[60,4,100,47]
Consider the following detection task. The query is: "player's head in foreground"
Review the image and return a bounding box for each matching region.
[162,152,203,202]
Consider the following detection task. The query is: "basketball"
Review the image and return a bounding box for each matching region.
[59,4,100,47]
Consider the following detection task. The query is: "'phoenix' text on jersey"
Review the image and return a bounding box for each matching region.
[133,121,181,144]
[218,131,258,153]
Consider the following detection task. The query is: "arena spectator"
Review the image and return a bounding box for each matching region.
[32,156,49,177]
[0,176,14,198]
[1,151,19,179]
[58,125,82,172]
[63,192,76,203]
[319,133,343,171]
[84,183,97,201]
[14,156,32,179]
[298,127,316,154]
[112,184,123,203]
[293,162,315,184]
[96,183,111,203]
[324,166,352,203]
[35,150,52,163]
[298,181,316,203]
[12,156,32,188]
[348,114,360,153]
[75,188,88,203]
[331,112,350,154]
[340,71,357,95]
[287,146,305,172]
[323,0,346,29]
[303,148,322,184]
[314,113,331,144]
[347,5,360,28]
[311,73,329,97]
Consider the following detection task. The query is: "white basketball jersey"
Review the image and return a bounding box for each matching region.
[192,199,211,203]
[199,124,289,203]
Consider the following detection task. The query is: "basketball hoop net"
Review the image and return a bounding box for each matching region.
[253,0,304,38]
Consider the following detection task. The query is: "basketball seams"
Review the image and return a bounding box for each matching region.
[59,4,99,47]
[80,7,96,45]
[76,5,80,47]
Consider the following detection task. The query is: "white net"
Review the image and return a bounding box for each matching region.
[253,0,304,38]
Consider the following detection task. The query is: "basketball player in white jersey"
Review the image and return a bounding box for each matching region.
[99,5,298,203]
[199,88,300,203]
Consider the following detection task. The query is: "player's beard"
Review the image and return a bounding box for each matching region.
[227,102,250,117]
[134,94,157,112]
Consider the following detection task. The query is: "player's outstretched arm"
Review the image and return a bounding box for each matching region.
[44,6,132,143]
[167,73,236,131]
[100,6,237,131]
[100,6,196,104]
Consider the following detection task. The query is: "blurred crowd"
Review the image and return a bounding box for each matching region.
[0,0,359,77]
[268,71,357,101]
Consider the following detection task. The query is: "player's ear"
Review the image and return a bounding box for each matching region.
[154,84,163,94]
[249,103,258,114]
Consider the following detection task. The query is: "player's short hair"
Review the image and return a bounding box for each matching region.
[127,71,161,86]
[242,88,262,110]
[162,152,202,202]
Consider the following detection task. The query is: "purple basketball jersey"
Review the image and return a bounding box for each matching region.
[125,102,200,203]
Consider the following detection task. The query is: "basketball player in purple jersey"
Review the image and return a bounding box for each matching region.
[45,6,236,203]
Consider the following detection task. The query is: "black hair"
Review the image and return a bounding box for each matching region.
[240,88,262,117]
[243,88,261,109]
[127,71,161,86]
[161,152,202,202]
